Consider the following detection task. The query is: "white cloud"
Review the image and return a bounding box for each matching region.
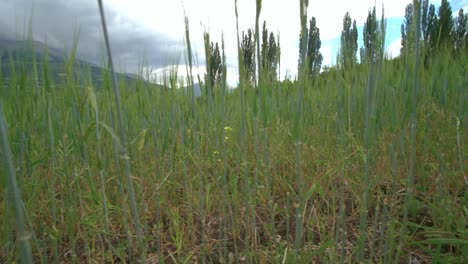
[320,44,334,66]
[387,38,401,58]
[147,63,239,89]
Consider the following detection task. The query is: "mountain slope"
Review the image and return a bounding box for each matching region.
[0,39,142,87]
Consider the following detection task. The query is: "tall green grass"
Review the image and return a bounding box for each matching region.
[0,102,33,263]
[97,0,144,261]
[0,0,466,263]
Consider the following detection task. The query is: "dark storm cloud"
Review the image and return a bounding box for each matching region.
[0,0,184,72]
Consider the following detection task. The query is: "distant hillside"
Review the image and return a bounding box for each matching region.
[0,39,205,97]
[181,82,202,97]
[0,39,142,87]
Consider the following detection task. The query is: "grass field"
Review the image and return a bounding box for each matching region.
[0,1,467,263]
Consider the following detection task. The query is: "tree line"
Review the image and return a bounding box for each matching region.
[203,0,466,93]
[239,22,280,85]
[401,0,467,56]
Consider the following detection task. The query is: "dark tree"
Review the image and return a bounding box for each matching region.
[401,2,415,55]
[359,47,365,64]
[306,17,323,77]
[259,21,279,81]
[261,21,269,69]
[340,12,358,67]
[276,33,281,79]
[352,21,358,55]
[202,33,222,97]
[379,5,387,60]
[203,32,213,98]
[298,29,308,70]
[241,29,255,84]
[453,8,467,51]
[363,6,379,63]
[426,3,438,51]
[208,42,222,88]
[421,0,436,50]
[421,0,429,39]
[267,32,278,80]
[436,0,453,48]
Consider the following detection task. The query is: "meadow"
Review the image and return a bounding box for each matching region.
[0,0,467,263]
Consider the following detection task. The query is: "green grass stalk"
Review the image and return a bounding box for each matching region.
[96,1,145,261]
[294,0,309,252]
[0,101,33,263]
[401,0,421,248]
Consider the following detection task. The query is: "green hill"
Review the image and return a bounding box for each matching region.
[0,39,142,88]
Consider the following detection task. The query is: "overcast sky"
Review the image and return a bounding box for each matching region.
[1,0,466,86]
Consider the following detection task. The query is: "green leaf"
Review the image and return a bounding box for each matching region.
[130,128,148,152]
[99,122,122,150]
[304,183,322,203]
[86,86,98,115]
[412,238,468,246]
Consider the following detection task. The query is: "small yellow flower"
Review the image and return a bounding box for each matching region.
[224,126,233,132]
